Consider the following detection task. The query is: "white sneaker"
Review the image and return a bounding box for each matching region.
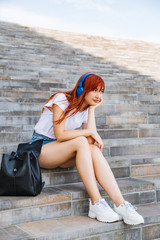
[88,198,122,223]
[114,201,144,225]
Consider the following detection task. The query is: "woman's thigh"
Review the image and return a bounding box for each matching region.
[38,137,84,169]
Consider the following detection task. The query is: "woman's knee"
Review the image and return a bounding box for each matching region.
[90,144,100,155]
[74,136,89,150]
[90,144,107,165]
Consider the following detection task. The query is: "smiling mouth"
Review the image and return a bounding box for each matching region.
[93,99,100,103]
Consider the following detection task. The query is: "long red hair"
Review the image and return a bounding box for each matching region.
[42,73,105,124]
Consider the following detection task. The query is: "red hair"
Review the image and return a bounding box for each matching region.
[42,73,105,124]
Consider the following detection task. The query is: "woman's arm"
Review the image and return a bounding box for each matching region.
[51,104,95,142]
[83,104,104,151]
[82,107,96,145]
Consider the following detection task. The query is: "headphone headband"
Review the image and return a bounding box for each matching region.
[76,73,95,97]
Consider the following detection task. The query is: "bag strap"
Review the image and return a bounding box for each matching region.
[10,152,23,161]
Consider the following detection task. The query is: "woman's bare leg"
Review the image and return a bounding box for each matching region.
[90,144,125,207]
[38,136,101,203]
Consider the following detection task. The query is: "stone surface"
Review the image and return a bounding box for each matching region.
[1,20,160,239]
[0,178,155,227]
[2,203,157,240]
[0,187,70,211]
[138,175,160,188]
[0,226,33,240]
[17,216,140,240]
[142,224,160,240]
[157,189,160,202]
[110,143,160,156]
[42,168,81,187]
[131,163,160,177]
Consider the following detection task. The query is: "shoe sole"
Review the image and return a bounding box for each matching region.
[123,219,144,225]
[88,211,120,223]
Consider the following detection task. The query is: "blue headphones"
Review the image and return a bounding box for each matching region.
[76,73,95,97]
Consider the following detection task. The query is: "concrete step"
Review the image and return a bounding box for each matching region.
[1,22,160,82]
[0,126,34,135]
[1,90,50,99]
[98,128,160,138]
[0,101,44,112]
[0,113,34,128]
[129,153,160,165]
[1,71,160,92]
[1,80,160,105]
[148,114,160,124]
[139,128,160,137]
[0,129,140,143]
[106,85,160,94]
[114,104,160,114]
[98,128,160,139]
[0,101,146,114]
[108,153,160,179]
[0,178,155,227]
[1,138,160,159]
[0,127,154,141]
[100,111,150,124]
[1,111,160,130]
[87,106,160,121]
[0,78,67,89]
[41,156,131,186]
[138,175,160,188]
[42,166,82,187]
[0,97,48,104]
[97,123,160,129]
[0,132,32,144]
[1,104,160,127]
[2,93,160,106]
[101,109,159,123]
[136,175,160,202]
[0,129,140,144]
[131,162,160,177]
[1,153,160,186]
[0,79,40,89]
[99,114,160,126]
[103,137,160,147]
[104,94,160,104]
[108,139,160,156]
[0,19,160,239]
[0,111,40,129]
[0,143,25,158]
[1,203,160,240]
[138,94,160,103]
[17,154,160,186]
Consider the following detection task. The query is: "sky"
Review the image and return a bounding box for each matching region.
[0,0,160,43]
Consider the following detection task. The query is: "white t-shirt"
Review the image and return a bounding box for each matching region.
[34,93,88,139]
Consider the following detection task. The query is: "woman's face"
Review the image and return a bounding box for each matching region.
[84,86,104,107]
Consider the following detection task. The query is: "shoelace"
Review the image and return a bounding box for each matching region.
[96,199,111,210]
[125,202,137,213]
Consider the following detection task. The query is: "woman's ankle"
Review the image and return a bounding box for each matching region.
[91,197,102,205]
[115,200,125,207]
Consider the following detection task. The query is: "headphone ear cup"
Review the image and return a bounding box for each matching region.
[76,73,94,97]
[76,86,84,97]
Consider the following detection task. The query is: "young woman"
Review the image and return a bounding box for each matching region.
[31,73,144,225]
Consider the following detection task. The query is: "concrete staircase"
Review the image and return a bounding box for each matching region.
[0,21,160,239]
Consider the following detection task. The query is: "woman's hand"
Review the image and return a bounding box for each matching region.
[91,131,104,151]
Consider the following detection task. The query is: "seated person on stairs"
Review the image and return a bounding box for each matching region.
[31,72,144,225]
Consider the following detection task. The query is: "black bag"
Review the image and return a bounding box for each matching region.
[0,139,45,196]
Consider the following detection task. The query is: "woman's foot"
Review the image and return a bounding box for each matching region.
[88,198,122,223]
[114,201,144,225]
